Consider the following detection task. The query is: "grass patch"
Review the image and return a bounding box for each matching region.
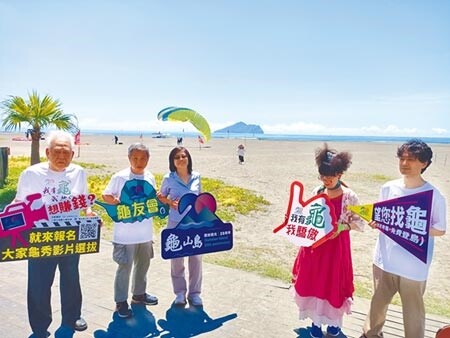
[354,281,450,317]
[73,161,107,170]
[423,297,450,318]
[202,177,269,221]
[0,156,30,209]
[204,252,292,282]
[370,173,394,182]
[347,172,395,183]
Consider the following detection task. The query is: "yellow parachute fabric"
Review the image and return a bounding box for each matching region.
[157,107,211,142]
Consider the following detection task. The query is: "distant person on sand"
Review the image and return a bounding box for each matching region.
[197,135,204,149]
[114,135,119,144]
[292,143,365,338]
[158,146,204,307]
[237,144,245,164]
[102,143,159,318]
[177,137,183,146]
[361,139,447,338]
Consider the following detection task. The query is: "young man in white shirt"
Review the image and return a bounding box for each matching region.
[362,139,447,338]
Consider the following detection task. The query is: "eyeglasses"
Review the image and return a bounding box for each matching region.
[318,175,336,181]
[174,154,188,160]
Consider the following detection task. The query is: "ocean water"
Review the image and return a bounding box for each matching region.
[80,130,450,145]
[4,130,447,144]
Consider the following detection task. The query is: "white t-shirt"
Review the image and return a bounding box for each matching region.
[16,162,88,220]
[103,168,155,244]
[373,179,447,281]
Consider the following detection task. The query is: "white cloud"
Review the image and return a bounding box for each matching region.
[362,124,419,135]
[262,121,329,134]
[432,128,448,135]
[261,122,449,137]
[260,121,421,136]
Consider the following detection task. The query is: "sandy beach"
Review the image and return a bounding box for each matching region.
[2,132,450,310]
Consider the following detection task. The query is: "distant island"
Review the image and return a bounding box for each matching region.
[214,122,264,134]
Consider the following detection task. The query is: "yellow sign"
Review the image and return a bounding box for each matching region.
[347,204,374,223]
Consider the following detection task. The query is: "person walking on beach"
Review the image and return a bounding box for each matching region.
[361,139,447,338]
[158,146,203,306]
[15,130,95,338]
[114,135,119,144]
[292,143,365,338]
[237,144,245,164]
[102,143,159,318]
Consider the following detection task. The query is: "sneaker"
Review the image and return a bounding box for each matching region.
[116,301,132,318]
[187,294,203,306]
[74,317,88,331]
[174,294,187,306]
[310,323,323,338]
[326,326,341,336]
[132,293,158,305]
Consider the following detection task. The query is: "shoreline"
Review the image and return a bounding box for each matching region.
[2,130,450,145]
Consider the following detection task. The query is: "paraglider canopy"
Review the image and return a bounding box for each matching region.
[157,107,211,142]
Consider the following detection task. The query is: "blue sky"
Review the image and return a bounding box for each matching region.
[1,0,449,137]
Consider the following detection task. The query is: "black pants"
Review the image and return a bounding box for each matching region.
[28,255,82,337]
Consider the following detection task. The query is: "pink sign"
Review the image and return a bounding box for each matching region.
[0,194,48,247]
[1,193,101,263]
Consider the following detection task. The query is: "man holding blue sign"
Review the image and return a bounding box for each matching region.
[102,143,160,318]
[362,139,447,338]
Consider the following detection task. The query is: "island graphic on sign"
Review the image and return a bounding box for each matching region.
[273,181,338,248]
[348,190,433,263]
[161,192,233,259]
[95,179,169,222]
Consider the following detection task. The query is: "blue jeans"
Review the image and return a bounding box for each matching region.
[28,255,82,337]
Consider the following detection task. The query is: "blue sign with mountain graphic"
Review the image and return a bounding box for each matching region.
[161,192,233,259]
[95,179,169,222]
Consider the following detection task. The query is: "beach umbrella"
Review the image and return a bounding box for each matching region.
[157,107,211,142]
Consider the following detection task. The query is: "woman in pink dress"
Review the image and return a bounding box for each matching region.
[292,144,365,338]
